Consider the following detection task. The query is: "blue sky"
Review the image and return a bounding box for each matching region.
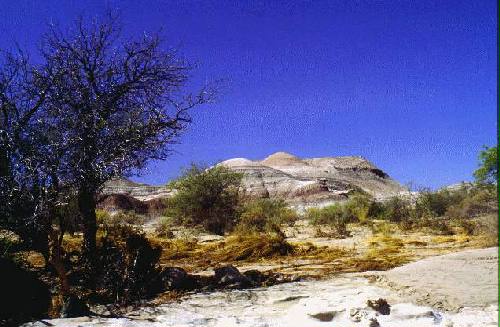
[0,1,497,189]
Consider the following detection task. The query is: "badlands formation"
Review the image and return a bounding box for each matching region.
[102,152,408,209]
[219,152,407,208]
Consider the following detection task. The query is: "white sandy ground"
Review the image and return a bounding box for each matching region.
[23,247,499,327]
[363,246,499,312]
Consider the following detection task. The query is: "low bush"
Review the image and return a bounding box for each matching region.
[379,196,412,223]
[415,216,454,235]
[155,217,175,238]
[165,164,243,235]
[97,209,144,227]
[305,204,352,238]
[85,229,163,304]
[235,199,297,236]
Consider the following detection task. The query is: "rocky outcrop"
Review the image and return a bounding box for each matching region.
[101,177,172,201]
[102,152,407,212]
[219,152,407,208]
[97,193,167,216]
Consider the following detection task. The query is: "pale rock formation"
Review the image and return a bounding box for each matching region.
[101,177,172,201]
[102,152,408,210]
[219,152,407,209]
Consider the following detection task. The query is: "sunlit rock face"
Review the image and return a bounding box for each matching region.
[101,177,173,201]
[219,152,408,209]
[101,152,408,211]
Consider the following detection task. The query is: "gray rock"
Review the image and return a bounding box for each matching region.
[214,265,251,289]
[160,267,197,290]
[367,298,391,315]
[308,311,336,322]
[60,295,90,318]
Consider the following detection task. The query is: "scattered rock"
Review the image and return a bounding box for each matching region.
[159,267,197,291]
[275,295,309,303]
[242,269,266,285]
[367,298,391,315]
[308,311,336,322]
[349,308,367,322]
[60,295,90,318]
[214,265,251,289]
[368,317,380,327]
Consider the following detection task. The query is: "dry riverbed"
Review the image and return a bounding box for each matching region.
[24,247,499,327]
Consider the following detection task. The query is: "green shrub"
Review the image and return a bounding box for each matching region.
[344,194,381,223]
[155,217,174,238]
[415,188,467,218]
[305,204,351,238]
[445,186,498,219]
[473,145,498,185]
[165,164,243,235]
[96,209,111,226]
[236,199,297,235]
[379,196,412,223]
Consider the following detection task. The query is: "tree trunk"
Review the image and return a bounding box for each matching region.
[49,230,70,296]
[78,187,97,266]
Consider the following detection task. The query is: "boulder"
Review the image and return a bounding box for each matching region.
[218,152,408,207]
[367,298,391,315]
[60,295,90,318]
[214,265,251,289]
[159,267,197,291]
[242,269,266,286]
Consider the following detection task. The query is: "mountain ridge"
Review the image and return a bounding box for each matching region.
[102,152,408,210]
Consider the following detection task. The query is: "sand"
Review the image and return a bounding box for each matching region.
[369,247,499,312]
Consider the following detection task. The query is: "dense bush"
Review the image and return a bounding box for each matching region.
[415,188,467,218]
[82,229,163,304]
[155,217,175,238]
[306,204,352,238]
[165,164,243,235]
[445,185,497,217]
[236,199,297,236]
[379,196,413,223]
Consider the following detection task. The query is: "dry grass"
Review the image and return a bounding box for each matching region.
[62,234,83,253]
[404,239,428,247]
[291,241,352,261]
[205,234,294,261]
[431,234,471,244]
[153,238,200,260]
[23,251,46,268]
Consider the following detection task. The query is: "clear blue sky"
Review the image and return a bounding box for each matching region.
[0,1,497,189]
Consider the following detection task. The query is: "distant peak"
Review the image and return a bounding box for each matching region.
[261,151,305,166]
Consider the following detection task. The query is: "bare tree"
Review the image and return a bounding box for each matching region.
[39,16,213,266]
[0,49,53,253]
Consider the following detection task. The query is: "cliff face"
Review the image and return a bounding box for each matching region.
[101,177,172,201]
[218,152,407,208]
[101,152,407,212]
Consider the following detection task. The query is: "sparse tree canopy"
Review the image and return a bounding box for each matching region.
[473,146,498,184]
[38,16,214,257]
[1,15,214,271]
